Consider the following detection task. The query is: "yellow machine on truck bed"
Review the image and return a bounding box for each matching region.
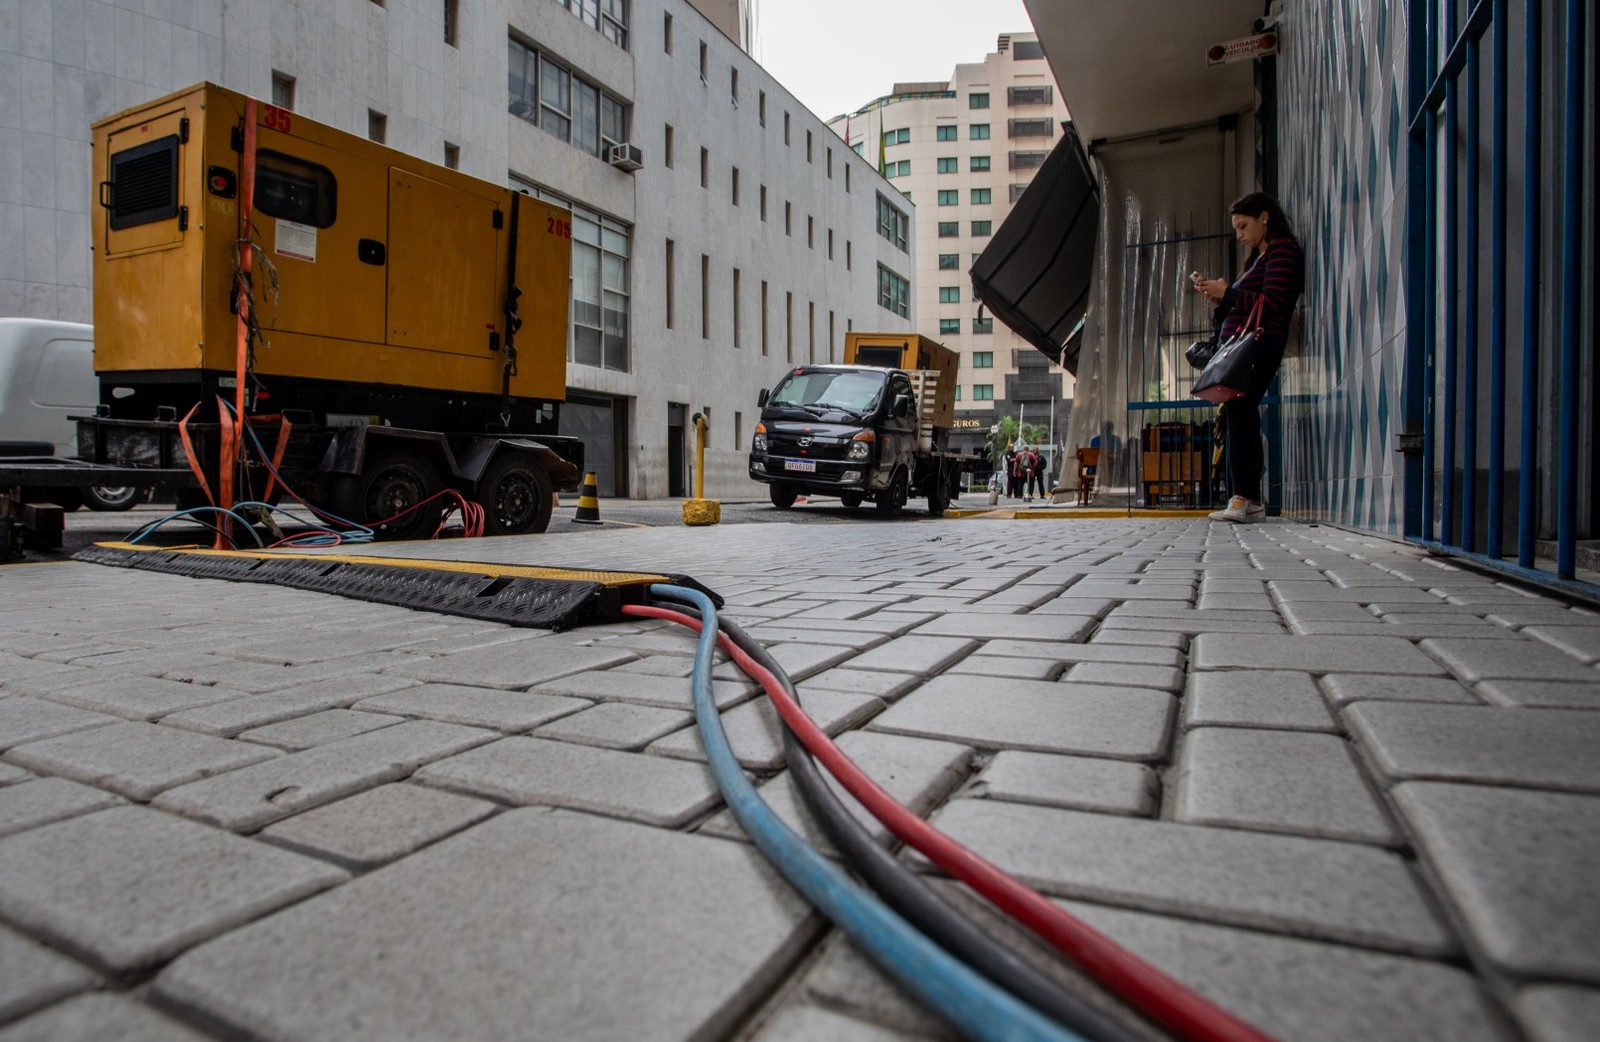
[76,82,582,537]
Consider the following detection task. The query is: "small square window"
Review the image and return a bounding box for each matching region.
[443,0,459,46]
[443,142,460,169]
[936,157,957,174]
[271,71,296,110]
[973,384,994,401]
[939,318,960,335]
[969,92,989,109]
[973,351,994,367]
[935,125,957,141]
[937,222,959,238]
[971,188,991,204]
[973,318,994,335]
[938,253,959,270]
[971,220,992,236]
[970,124,990,140]
[938,287,960,303]
[937,190,958,206]
[368,109,387,143]
[970,155,991,172]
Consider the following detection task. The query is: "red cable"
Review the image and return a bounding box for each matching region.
[625,603,1278,1042]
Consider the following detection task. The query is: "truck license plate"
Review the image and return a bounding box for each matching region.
[784,460,816,472]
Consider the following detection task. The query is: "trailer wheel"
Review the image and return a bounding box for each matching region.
[83,485,145,512]
[926,472,950,516]
[332,450,443,540]
[769,483,799,509]
[478,452,554,535]
[875,469,908,518]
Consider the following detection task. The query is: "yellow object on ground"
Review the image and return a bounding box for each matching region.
[682,499,721,526]
[572,472,602,524]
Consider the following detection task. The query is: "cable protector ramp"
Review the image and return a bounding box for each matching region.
[74,542,720,631]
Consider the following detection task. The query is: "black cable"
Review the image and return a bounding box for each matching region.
[711,611,1145,1042]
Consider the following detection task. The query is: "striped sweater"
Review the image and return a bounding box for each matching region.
[1219,236,1304,342]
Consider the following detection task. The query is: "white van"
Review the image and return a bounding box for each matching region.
[0,318,146,510]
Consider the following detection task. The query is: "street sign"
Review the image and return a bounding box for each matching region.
[1206,32,1279,66]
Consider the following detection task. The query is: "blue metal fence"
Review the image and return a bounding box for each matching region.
[1404,0,1593,596]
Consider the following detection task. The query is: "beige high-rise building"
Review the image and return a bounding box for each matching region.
[828,33,1073,466]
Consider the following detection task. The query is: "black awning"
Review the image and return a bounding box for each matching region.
[969,127,1099,374]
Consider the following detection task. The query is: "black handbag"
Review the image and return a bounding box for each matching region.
[1192,297,1266,404]
[1185,336,1217,369]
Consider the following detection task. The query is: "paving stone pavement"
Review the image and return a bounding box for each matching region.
[1,517,1597,1041]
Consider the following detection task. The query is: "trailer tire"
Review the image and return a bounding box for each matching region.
[875,468,908,518]
[926,472,950,516]
[478,452,554,535]
[83,485,145,511]
[769,483,799,509]
[332,450,443,540]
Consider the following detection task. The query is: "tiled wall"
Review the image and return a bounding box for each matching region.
[1275,0,1410,535]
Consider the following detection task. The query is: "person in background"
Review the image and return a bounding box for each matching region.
[1026,446,1047,501]
[1191,192,1305,523]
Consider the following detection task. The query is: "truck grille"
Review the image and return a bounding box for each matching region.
[109,136,180,230]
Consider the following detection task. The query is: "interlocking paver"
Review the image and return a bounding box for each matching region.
[0,763,29,786]
[153,721,496,831]
[943,654,1060,680]
[1347,702,1600,792]
[969,750,1158,816]
[530,701,691,749]
[1513,985,1600,1042]
[844,635,978,675]
[260,783,496,868]
[1062,662,1184,691]
[1193,634,1446,675]
[5,722,277,801]
[156,809,817,1042]
[0,698,120,751]
[531,668,752,709]
[156,673,418,736]
[911,613,1096,642]
[0,806,346,975]
[1172,728,1400,845]
[869,676,1173,760]
[238,709,406,750]
[1421,637,1600,683]
[1394,783,1600,982]
[648,689,883,770]
[742,1004,925,1042]
[4,673,239,721]
[378,640,636,689]
[0,654,77,688]
[800,668,923,701]
[1185,670,1336,730]
[978,638,1185,668]
[0,924,97,1024]
[927,799,1452,955]
[1319,674,1481,707]
[351,683,590,732]
[1518,626,1600,664]
[418,736,721,826]
[1476,679,1600,708]
[0,778,125,839]
[0,993,215,1042]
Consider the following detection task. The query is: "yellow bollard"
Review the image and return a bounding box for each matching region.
[682,412,721,526]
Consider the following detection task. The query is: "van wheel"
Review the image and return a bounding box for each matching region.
[331,450,443,540]
[83,485,145,511]
[875,470,908,518]
[478,452,554,535]
[769,483,799,509]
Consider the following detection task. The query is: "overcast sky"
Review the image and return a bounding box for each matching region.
[753,0,1036,122]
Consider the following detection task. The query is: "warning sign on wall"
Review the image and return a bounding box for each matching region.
[1206,32,1279,66]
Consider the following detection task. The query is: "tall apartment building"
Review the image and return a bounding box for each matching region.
[0,0,910,500]
[827,34,1072,463]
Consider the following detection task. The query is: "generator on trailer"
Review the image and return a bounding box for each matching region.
[2,81,584,558]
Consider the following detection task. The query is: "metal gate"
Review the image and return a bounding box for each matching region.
[1404,0,1594,595]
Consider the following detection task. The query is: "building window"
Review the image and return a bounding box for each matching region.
[845,165,851,192]
[970,123,990,140]
[664,124,673,167]
[367,109,386,143]
[698,40,707,82]
[785,291,793,361]
[663,11,672,52]
[875,194,908,251]
[955,386,962,401]
[760,184,767,220]
[806,215,814,249]
[730,67,739,107]
[886,159,911,178]
[877,265,909,318]
[938,253,959,270]
[969,92,989,109]
[936,125,958,141]
[557,0,628,47]
[1010,150,1047,170]
[937,221,959,237]
[1009,117,1054,138]
[973,351,994,367]
[731,166,740,205]
[1010,183,1029,203]
[784,111,790,145]
[508,38,629,160]
[973,384,994,401]
[734,411,742,449]
[664,238,674,329]
[572,81,600,156]
[760,280,769,354]
[971,155,991,172]
[732,267,742,348]
[759,90,766,126]
[443,0,458,45]
[939,287,960,304]
[700,146,708,187]
[538,57,572,140]
[828,310,836,361]
[882,128,911,145]
[785,201,792,235]
[937,190,958,206]
[973,317,994,335]
[1008,85,1053,105]
[971,188,991,204]
[1013,39,1044,60]
[808,301,815,361]
[971,220,992,236]
[806,129,813,162]
[827,147,833,178]
[939,318,960,335]
[827,228,833,259]
[443,142,460,169]
[936,157,957,174]
[271,71,296,110]
[700,253,710,339]
[846,240,852,270]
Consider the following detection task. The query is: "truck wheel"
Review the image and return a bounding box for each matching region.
[332,450,443,540]
[875,470,908,518]
[83,485,145,511]
[769,483,799,509]
[839,492,863,509]
[478,452,554,535]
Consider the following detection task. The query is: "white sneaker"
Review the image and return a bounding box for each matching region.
[1209,496,1265,523]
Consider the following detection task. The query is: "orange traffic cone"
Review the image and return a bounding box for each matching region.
[572,471,602,524]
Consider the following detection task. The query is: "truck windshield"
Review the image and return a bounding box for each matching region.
[768,369,886,415]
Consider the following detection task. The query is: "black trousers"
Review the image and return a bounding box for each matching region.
[1222,335,1288,502]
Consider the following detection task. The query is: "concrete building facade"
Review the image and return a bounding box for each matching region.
[826,34,1073,468]
[1,0,912,500]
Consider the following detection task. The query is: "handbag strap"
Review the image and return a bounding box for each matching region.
[1242,294,1267,331]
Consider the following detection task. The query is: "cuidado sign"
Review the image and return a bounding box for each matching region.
[1206,32,1279,66]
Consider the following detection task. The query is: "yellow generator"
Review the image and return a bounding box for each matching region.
[84,82,581,536]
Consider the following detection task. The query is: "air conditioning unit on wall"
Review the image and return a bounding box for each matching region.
[608,143,643,172]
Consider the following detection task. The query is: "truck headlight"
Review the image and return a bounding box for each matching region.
[847,431,874,460]
[753,433,767,452]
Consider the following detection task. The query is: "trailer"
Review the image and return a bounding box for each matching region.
[2,82,585,561]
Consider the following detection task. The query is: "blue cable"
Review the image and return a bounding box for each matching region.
[650,584,1084,1042]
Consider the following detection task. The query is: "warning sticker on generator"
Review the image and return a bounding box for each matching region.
[275,218,317,262]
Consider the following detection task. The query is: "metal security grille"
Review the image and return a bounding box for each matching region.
[1403,0,1594,595]
[108,136,179,230]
